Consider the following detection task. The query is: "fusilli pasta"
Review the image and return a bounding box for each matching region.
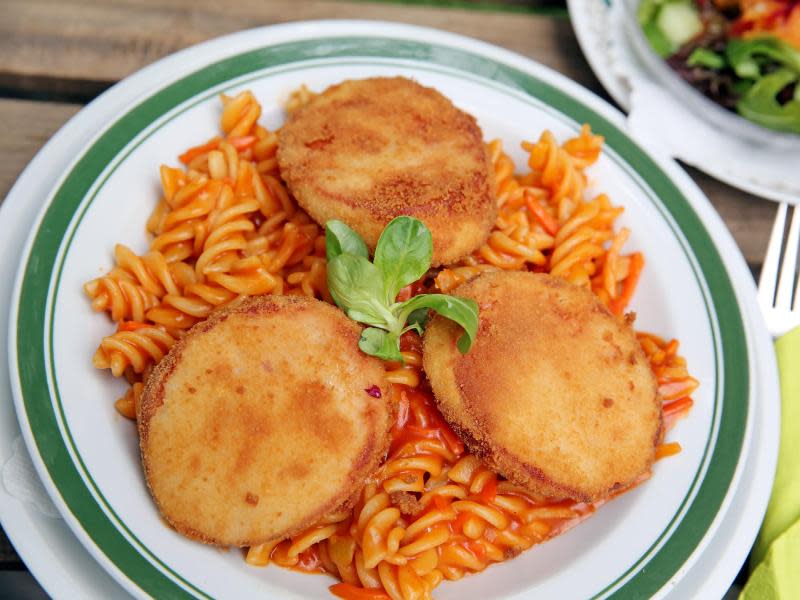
[246,332,692,600]
[87,91,327,405]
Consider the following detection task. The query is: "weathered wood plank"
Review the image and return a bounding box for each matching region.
[0,99,80,201]
[2,0,598,96]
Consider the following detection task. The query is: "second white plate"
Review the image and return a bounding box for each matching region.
[568,0,800,204]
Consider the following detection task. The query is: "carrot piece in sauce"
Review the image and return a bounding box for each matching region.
[526,195,559,236]
[178,137,221,164]
[330,583,391,600]
[117,321,151,332]
[655,442,682,460]
[609,252,644,315]
[227,135,257,151]
[663,396,694,417]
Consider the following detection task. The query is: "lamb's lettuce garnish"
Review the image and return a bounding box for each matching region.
[325,219,369,261]
[373,216,432,306]
[326,217,478,361]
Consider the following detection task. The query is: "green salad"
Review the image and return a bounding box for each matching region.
[638,0,800,134]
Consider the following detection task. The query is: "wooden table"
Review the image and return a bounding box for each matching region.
[0,0,777,590]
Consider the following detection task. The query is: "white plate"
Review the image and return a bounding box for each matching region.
[568,0,800,204]
[3,21,777,600]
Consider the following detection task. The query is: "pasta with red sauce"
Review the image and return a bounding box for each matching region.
[85,88,697,600]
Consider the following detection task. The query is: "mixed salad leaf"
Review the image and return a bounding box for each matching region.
[326,217,479,361]
[638,0,800,134]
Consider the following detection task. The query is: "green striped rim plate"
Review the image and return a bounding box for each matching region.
[8,22,752,600]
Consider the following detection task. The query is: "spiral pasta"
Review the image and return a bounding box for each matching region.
[436,126,641,317]
[87,91,327,409]
[86,88,696,600]
[92,325,176,378]
[248,331,692,600]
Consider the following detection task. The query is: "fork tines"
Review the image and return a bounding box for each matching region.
[758,202,800,337]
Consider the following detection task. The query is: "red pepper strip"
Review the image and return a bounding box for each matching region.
[227,135,257,150]
[178,137,221,164]
[659,377,699,401]
[663,396,694,417]
[609,252,644,315]
[526,195,559,236]
[655,442,682,460]
[117,321,151,332]
[329,583,391,600]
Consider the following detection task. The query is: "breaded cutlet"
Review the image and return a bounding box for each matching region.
[277,77,497,266]
[138,295,391,547]
[423,272,662,503]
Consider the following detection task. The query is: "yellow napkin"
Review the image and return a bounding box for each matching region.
[742,326,800,599]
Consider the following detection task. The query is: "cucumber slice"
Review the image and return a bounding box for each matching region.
[643,20,674,57]
[638,0,665,25]
[657,1,702,52]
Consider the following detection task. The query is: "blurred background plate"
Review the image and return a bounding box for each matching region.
[568,0,800,204]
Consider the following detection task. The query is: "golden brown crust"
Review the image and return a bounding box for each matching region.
[139,295,391,547]
[423,272,661,502]
[277,77,497,266]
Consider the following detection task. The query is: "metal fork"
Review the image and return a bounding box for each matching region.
[758,202,800,337]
